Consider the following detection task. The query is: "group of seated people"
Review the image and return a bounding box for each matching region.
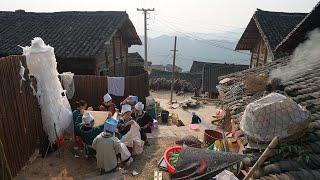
[72,93,153,174]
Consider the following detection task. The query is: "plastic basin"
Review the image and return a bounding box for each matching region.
[164,146,182,174]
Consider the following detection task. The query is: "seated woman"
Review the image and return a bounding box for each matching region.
[73,100,93,136]
[92,118,133,175]
[120,95,138,109]
[99,93,116,115]
[79,112,104,158]
[132,102,153,146]
[117,104,135,137]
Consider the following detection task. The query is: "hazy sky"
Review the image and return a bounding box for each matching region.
[1,0,319,38]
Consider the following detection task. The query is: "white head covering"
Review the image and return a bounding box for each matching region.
[121,104,132,114]
[135,102,144,111]
[82,112,94,124]
[103,93,112,103]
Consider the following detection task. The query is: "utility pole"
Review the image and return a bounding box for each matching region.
[170,36,178,104]
[137,8,154,69]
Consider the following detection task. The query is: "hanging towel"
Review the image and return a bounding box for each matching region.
[107,77,125,96]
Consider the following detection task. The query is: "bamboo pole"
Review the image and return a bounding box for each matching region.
[244,136,280,180]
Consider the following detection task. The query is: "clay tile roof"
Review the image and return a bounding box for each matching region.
[236,9,307,51]
[0,11,141,58]
[275,2,320,53]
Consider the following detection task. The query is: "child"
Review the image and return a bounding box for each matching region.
[73,100,87,136]
[73,100,93,136]
[99,93,116,115]
[92,118,132,174]
[191,112,202,124]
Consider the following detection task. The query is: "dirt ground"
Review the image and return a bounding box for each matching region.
[15,137,176,180]
[14,91,218,180]
[150,91,218,129]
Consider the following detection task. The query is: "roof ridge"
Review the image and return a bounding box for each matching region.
[255,8,307,15]
[0,10,128,15]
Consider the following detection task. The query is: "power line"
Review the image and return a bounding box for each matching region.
[158,14,246,30]
[155,17,250,56]
[155,14,245,35]
[176,53,249,64]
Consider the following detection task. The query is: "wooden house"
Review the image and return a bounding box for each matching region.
[108,52,151,76]
[236,9,306,68]
[275,2,320,56]
[0,10,141,75]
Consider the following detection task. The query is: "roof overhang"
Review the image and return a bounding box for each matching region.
[275,2,320,53]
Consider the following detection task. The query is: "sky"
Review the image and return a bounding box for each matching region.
[1,0,319,38]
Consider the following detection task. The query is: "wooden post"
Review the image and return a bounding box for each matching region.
[120,36,123,72]
[112,37,116,76]
[170,36,177,104]
[137,8,155,69]
[244,136,280,180]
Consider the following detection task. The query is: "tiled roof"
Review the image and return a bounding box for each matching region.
[202,64,248,92]
[0,11,141,58]
[126,52,151,67]
[236,9,306,51]
[217,56,320,179]
[275,2,320,54]
[189,61,236,74]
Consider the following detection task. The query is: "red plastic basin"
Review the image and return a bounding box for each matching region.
[164,146,183,174]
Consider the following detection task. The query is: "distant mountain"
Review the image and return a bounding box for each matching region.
[129,34,250,71]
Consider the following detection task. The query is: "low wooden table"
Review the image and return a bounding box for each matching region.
[84,110,111,127]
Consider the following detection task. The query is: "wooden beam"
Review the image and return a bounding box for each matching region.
[120,35,123,76]
[112,37,116,76]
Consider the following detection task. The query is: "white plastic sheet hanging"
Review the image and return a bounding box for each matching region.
[60,72,75,99]
[19,61,26,93]
[22,37,73,143]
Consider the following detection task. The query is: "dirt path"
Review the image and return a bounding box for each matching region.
[15,137,176,180]
[150,91,218,141]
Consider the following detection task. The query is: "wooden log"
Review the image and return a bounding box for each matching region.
[244,136,280,180]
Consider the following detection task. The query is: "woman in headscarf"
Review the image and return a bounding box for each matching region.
[99,93,116,115]
[92,118,133,175]
[79,112,104,158]
[132,102,153,146]
[117,104,135,138]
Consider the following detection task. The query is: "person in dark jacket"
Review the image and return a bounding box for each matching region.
[132,102,153,146]
[73,100,93,136]
[99,93,116,115]
[191,112,202,124]
[79,112,104,158]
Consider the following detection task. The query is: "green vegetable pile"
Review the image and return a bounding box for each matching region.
[169,151,180,167]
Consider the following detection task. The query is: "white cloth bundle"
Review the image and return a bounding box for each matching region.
[120,121,144,155]
[22,37,73,143]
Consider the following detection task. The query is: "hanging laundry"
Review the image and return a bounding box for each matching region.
[60,72,75,99]
[107,76,125,96]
